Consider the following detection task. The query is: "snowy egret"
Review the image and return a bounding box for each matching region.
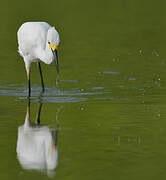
[17,101,59,176]
[17,22,60,97]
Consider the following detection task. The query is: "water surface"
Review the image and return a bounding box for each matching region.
[0,0,166,180]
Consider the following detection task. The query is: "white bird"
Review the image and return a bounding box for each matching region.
[16,101,58,176]
[17,22,60,97]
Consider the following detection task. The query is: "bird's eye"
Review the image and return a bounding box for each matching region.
[48,41,50,44]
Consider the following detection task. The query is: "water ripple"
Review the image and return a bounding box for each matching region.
[0,84,128,103]
[0,84,106,103]
[102,71,121,75]
[18,96,88,103]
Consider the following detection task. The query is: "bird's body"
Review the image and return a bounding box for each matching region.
[17,124,58,171]
[17,22,60,96]
[17,101,58,175]
[18,22,60,65]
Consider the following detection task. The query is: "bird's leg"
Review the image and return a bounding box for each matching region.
[25,63,31,97]
[28,76,31,97]
[37,101,43,125]
[25,98,31,125]
[55,123,59,146]
[38,62,45,93]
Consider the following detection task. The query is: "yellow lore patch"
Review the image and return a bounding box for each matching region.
[49,43,58,51]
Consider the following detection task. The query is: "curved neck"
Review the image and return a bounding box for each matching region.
[38,43,53,64]
[38,31,54,64]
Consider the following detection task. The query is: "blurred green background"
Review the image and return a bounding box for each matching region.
[0,0,166,180]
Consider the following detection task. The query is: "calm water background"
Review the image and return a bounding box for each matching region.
[0,0,166,179]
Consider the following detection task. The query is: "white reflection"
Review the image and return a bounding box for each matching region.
[16,101,59,176]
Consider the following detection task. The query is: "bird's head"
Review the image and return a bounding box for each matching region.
[47,27,60,74]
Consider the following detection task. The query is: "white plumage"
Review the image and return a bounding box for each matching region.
[16,103,58,176]
[17,22,60,96]
[18,22,60,65]
[17,125,58,171]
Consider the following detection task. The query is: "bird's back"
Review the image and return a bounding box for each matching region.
[17,22,51,60]
[17,125,58,170]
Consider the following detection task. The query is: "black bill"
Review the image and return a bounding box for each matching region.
[53,49,59,74]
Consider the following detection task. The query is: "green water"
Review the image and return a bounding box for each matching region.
[0,0,166,179]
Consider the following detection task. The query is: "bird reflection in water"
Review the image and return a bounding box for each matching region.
[16,100,59,177]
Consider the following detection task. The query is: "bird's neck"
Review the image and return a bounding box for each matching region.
[38,43,54,64]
